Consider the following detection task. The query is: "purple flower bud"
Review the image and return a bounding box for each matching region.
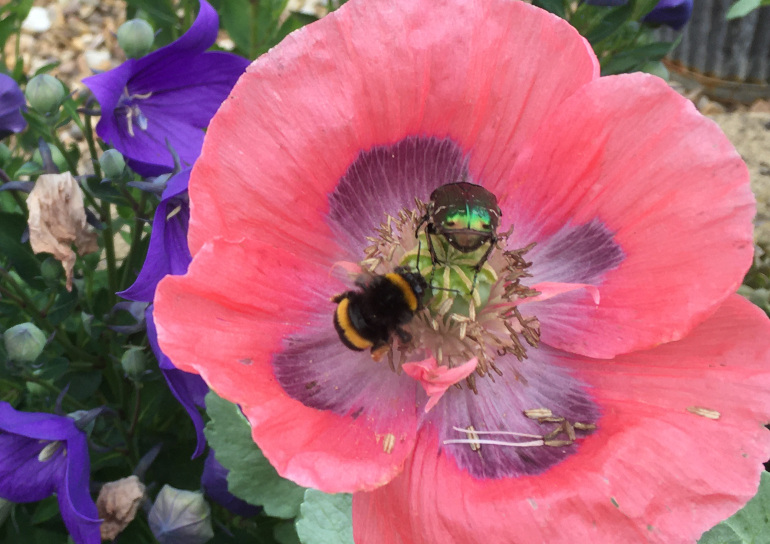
[148,485,214,544]
[117,19,155,59]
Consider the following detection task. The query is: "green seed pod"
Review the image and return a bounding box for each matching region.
[99,149,126,179]
[121,347,146,381]
[25,74,66,115]
[118,19,155,59]
[4,322,46,363]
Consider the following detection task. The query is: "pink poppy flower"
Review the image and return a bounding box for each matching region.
[153,0,770,542]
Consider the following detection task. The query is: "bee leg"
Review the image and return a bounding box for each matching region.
[370,343,390,362]
[395,327,412,344]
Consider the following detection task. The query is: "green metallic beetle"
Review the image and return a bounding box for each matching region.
[415,181,502,273]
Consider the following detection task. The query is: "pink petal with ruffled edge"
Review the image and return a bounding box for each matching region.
[353,295,770,543]
[500,73,753,359]
[155,239,418,492]
[185,0,598,258]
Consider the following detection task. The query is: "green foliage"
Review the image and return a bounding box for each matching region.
[727,0,770,19]
[295,490,354,544]
[699,472,770,544]
[547,0,680,76]
[204,392,307,518]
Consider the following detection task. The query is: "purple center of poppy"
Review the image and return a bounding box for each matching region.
[274,137,624,479]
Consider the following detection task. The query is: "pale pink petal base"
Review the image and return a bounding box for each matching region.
[155,239,417,492]
[354,296,770,543]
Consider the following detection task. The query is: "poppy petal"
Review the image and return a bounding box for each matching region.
[155,238,419,492]
[503,73,753,358]
[353,295,770,544]
[186,0,598,256]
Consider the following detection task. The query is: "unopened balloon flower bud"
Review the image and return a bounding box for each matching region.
[99,149,126,179]
[40,256,61,287]
[25,74,65,115]
[4,322,46,363]
[121,347,146,381]
[118,19,155,58]
[148,485,214,544]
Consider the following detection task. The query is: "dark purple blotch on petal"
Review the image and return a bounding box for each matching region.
[328,137,468,258]
[426,348,599,480]
[273,326,417,432]
[525,219,624,285]
[201,450,260,517]
[146,305,209,458]
[82,0,249,176]
[0,402,101,544]
[120,168,192,303]
[0,73,26,139]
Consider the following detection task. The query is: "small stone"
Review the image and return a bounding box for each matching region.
[21,7,52,33]
[750,99,770,114]
[84,49,111,71]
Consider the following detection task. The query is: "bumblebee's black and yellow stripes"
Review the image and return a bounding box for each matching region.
[332,267,428,355]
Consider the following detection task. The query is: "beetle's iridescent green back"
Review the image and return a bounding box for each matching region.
[430,182,500,232]
[428,181,501,252]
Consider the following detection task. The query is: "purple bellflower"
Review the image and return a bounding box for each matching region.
[201,451,260,517]
[0,73,26,138]
[585,0,693,30]
[119,168,208,457]
[82,0,249,176]
[121,168,192,303]
[0,402,101,544]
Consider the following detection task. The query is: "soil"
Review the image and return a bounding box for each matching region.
[13,0,770,244]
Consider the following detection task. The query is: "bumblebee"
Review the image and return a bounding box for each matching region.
[332,267,428,358]
[416,181,502,272]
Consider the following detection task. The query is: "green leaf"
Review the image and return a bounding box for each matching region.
[295,489,353,544]
[275,11,319,43]
[274,521,301,544]
[219,0,254,56]
[584,4,634,45]
[204,392,306,518]
[600,41,676,75]
[0,211,45,290]
[698,472,770,544]
[531,0,567,18]
[30,496,60,524]
[726,0,762,19]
